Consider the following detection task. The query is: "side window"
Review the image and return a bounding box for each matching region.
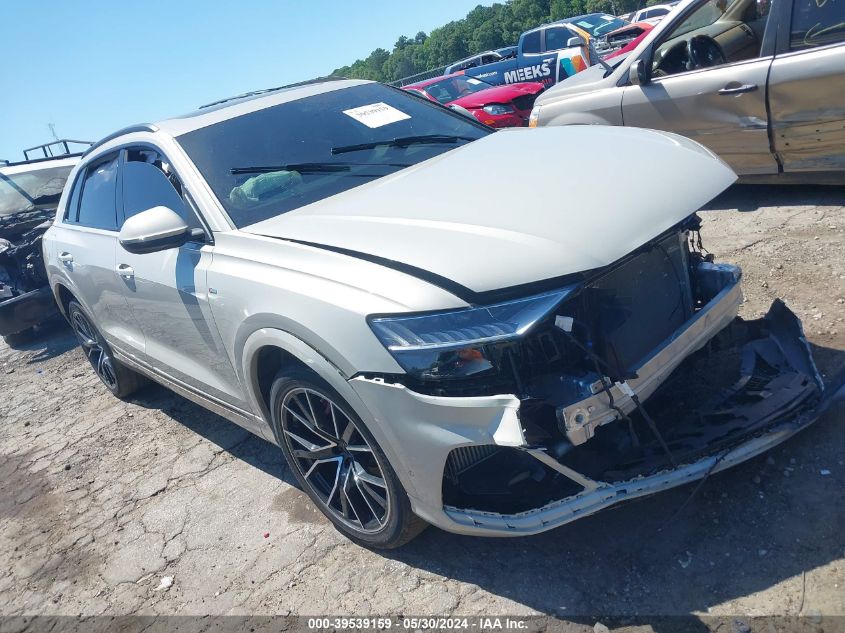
[790,0,845,50]
[121,148,200,230]
[651,0,768,78]
[64,172,84,222]
[77,155,119,230]
[522,31,542,54]
[544,26,572,52]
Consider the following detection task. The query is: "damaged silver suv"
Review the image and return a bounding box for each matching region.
[44,79,836,548]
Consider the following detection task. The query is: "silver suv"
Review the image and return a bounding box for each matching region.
[45,79,833,548]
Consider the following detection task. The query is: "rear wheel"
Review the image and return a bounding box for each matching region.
[271,369,426,548]
[67,300,145,399]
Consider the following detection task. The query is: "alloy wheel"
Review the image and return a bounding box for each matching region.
[71,310,118,390]
[280,387,390,533]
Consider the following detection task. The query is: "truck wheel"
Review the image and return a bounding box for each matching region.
[67,301,146,399]
[271,368,427,549]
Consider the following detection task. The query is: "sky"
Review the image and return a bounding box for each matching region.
[0,0,491,161]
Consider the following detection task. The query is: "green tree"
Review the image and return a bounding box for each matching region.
[329,0,633,82]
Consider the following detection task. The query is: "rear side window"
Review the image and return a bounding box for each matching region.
[76,155,119,230]
[790,0,845,49]
[64,172,84,221]
[522,31,542,54]
[121,148,198,228]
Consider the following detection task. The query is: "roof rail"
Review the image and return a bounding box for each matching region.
[22,139,93,162]
[198,76,348,109]
[82,124,159,158]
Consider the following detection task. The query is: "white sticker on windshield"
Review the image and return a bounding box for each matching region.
[576,20,594,28]
[343,102,411,128]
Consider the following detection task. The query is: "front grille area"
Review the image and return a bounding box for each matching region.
[571,232,693,372]
[512,94,538,112]
[397,229,695,399]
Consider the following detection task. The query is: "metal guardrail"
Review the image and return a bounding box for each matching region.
[388,66,448,87]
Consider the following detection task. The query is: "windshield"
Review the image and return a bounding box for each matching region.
[177,83,489,228]
[417,76,493,104]
[568,14,629,36]
[658,0,745,42]
[0,165,73,218]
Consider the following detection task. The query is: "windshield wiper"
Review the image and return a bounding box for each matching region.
[230,162,409,175]
[331,134,477,155]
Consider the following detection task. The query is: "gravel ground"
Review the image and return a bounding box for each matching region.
[0,185,843,623]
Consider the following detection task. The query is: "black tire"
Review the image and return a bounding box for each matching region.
[67,300,146,399]
[271,368,426,549]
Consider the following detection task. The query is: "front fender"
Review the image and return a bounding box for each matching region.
[239,327,424,499]
[239,327,358,426]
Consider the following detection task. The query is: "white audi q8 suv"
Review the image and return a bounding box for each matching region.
[44,79,834,547]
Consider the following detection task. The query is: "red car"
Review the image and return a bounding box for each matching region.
[604,22,655,60]
[403,73,544,128]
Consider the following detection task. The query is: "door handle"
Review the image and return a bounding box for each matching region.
[58,252,73,263]
[116,264,135,278]
[718,83,758,95]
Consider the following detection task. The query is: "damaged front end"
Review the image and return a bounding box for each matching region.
[0,155,77,337]
[0,217,58,338]
[355,216,838,535]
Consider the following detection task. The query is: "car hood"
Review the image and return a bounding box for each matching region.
[449,82,544,109]
[242,126,736,297]
[537,62,614,100]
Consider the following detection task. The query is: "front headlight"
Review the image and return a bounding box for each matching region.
[482,104,513,115]
[528,106,541,128]
[368,288,573,380]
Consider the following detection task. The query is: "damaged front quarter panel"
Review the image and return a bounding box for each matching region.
[350,243,839,536]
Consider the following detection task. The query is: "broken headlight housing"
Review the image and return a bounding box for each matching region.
[368,288,573,381]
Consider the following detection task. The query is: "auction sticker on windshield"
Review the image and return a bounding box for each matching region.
[343,102,411,128]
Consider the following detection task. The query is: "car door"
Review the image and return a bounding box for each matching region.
[115,145,247,410]
[621,0,778,175]
[767,0,845,172]
[49,152,145,354]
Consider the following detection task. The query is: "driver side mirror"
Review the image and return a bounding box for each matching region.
[119,206,190,255]
[629,59,650,86]
[566,36,586,48]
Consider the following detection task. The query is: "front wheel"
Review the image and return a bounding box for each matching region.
[271,369,426,548]
[67,300,146,399]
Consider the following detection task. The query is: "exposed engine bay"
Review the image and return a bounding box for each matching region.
[0,217,52,301]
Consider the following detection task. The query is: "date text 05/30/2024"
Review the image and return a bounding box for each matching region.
[307,617,529,630]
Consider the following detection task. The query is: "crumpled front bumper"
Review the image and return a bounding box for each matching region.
[349,288,840,536]
[0,285,57,337]
[443,385,841,534]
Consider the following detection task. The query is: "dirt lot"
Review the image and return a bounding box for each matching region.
[0,185,843,624]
